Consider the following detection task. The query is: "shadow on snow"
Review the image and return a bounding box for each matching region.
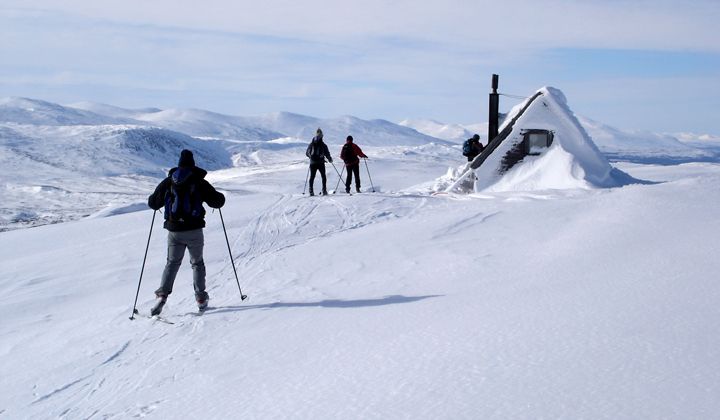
[197,294,442,315]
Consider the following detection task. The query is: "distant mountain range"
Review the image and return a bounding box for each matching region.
[2,95,719,230]
[0,97,453,179]
[2,96,718,180]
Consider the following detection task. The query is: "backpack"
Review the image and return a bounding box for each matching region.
[164,168,205,222]
[462,139,473,156]
[341,143,357,162]
[309,139,325,160]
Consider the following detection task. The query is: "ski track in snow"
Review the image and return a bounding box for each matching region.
[216,192,429,299]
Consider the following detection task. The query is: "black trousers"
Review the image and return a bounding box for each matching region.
[309,163,327,192]
[345,163,361,191]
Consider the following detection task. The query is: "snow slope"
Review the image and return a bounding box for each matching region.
[1,156,719,419]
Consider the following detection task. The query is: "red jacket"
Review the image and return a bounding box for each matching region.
[340,142,367,166]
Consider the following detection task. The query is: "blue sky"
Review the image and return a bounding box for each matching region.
[1,0,718,133]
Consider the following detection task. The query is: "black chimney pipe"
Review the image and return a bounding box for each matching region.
[488,74,499,142]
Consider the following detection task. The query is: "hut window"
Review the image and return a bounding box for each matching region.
[523,130,554,155]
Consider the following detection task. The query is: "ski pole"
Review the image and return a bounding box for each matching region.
[363,158,375,192]
[219,208,248,301]
[130,210,157,320]
[333,165,345,193]
[329,160,343,178]
[302,166,310,195]
[328,160,344,193]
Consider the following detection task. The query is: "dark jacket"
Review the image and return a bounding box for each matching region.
[306,136,332,165]
[466,139,484,161]
[148,166,225,232]
[340,142,367,166]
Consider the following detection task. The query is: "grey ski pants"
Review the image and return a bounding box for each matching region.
[155,228,208,301]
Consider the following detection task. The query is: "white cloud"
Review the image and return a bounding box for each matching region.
[3,0,719,51]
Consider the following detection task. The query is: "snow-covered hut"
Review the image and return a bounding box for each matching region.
[444,87,636,193]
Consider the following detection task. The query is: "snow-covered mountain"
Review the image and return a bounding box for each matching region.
[68,102,447,146]
[0,97,139,126]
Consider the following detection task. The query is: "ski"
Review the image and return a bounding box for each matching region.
[188,306,212,316]
[150,315,175,325]
[131,309,175,324]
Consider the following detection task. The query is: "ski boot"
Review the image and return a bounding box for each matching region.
[150,294,167,316]
[197,297,209,311]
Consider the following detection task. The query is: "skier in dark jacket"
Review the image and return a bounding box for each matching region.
[463,134,484,162]
[340,135,368,193]
[147,149,225,315]
[305,128,333,196]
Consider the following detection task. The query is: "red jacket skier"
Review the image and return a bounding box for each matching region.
[339,135,368,193]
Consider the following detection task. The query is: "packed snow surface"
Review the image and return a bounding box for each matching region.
[1,93,720,419]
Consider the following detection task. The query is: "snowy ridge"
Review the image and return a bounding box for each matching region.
[67,101,163,119]
[132,108,285,142]
[0,97,139,126]
[66,102,447,147]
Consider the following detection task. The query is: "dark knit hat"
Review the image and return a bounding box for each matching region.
[178,149,195,167]
[346,135,353,142]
